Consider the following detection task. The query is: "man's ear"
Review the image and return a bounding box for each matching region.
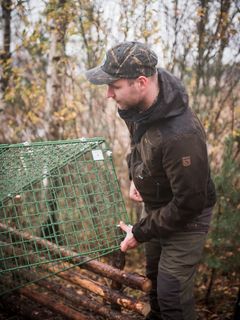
[137,76,148,89]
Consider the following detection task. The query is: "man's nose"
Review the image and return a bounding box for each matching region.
[107,86,115,99]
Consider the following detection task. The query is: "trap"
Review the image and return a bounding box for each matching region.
[0,138,129,295]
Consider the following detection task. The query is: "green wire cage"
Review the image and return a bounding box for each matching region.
[0,138,129,295]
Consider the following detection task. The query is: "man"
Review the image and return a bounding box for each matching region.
[85,41,216,320]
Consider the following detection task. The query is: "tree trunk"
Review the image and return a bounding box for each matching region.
[1,0,12,95]
[45,0,67,140]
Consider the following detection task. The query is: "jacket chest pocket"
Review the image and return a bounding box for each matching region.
[133,162,170,202]
[138,134,164,175]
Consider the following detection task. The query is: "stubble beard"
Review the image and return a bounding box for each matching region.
[117,99,145,112]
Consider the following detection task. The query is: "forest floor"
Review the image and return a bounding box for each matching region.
[0,249,239,320]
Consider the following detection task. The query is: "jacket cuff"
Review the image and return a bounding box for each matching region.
[132,223,151,243]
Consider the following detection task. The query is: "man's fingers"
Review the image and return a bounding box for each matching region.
[120,236,138,252]
[118,221,135,252]
[119,221,131,233]
[120,240,127,252]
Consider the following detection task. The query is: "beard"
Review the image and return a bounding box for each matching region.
[116,99,145,112]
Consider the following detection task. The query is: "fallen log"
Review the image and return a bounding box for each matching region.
[0,222,151,292]
[82,258,151,292]
[17,270,134,320]
[0,290,56,320]
[1,240,150,315]
[41,261,149,315]
[20,284,94,320]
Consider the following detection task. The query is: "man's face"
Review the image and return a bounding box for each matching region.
[107,78,143,110]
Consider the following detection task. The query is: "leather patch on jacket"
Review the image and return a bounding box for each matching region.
[182,156,191,167]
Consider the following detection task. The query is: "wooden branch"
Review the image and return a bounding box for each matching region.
[41,262,149,315]
[0,222,151,292]
[81,258,151,292]
[2,240,150,315]
[17,270,134,320]
[20,285,92,320]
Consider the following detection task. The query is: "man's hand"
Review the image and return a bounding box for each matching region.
[129,180,143,202]
[119,221,139,252]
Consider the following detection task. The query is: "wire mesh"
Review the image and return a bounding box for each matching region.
[0,138,129,295]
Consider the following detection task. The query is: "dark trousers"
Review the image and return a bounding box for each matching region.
[145,231,207,320]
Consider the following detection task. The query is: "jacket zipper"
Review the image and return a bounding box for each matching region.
[138,173,161,201]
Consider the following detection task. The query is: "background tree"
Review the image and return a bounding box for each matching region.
[44,0,71,140]
[204,133,240,302]
[1,0,12,96]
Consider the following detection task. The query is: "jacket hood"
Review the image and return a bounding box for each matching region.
[118,68,189,143]
[156,68,188,119]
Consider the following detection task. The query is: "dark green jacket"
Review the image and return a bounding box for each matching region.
[119,68,216,242]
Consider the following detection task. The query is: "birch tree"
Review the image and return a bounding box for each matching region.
[45,0,69,140]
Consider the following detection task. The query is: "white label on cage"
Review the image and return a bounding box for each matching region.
[92,150,104,161]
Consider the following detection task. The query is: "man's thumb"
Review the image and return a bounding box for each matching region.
[119,221,131,233]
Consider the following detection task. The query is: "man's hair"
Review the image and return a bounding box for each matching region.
[127,72,157,85]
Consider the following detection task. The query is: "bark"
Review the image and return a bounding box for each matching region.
[194,0,209,106]
[82,258,152,293]
[1,0,12,94]
[17,270,134,320]
[20,285,91,320]
[0,222,151,292]
[45,0,68,139]
[0,289,63,320]
[2,243,149,316]
[43,264,148,315]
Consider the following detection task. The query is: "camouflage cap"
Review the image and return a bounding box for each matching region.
[85,41,158,85]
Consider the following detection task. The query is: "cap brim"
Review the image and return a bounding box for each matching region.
[85,66,119,85]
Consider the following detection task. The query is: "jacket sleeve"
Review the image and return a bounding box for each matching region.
[132,133,209,242]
